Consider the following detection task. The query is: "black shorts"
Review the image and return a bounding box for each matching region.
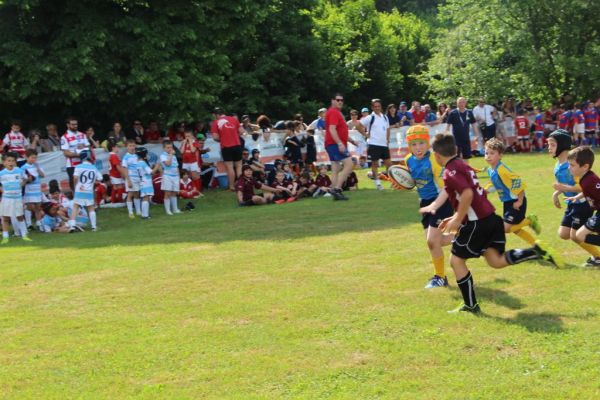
[585,211,600,233]
[482,123,496,141]
[456,138,472,159]
[239,199,256,206]
[451,213,506,259]
[367,145,390,162]
[585,130,596,137]
[561,201,593,230]
[420,198,454,229]
[221,145,243,162]
[503,197,527,225]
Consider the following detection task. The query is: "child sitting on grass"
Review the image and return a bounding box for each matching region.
[271,170,297,203]
[313,164,333,197]
[40,202,69,233]
[179,169,200,199]
[296,171,318,198]
[236,165,281,206]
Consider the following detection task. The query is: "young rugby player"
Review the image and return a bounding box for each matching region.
[422,133,561,313]
[122,139,142,218]
[69,150,101,232]
[484,138,541,245]
[160,140,181,215]
[548,130,599,266]
[236,165,280,206]
[22,149,45,230]
[405,125,454,289]
[0,152,31,243]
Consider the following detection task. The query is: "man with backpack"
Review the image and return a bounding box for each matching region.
[355,98,391,190]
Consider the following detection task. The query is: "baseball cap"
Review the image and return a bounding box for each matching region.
[213,107,224,115]
[361,107,369,113]
[399,101,407,107]
[318,108,326,113]
[241,115,250,121]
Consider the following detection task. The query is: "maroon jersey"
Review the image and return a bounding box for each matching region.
[579,171,600,210]
[236,176,262,201]
[315,174,332,188]
[443,157,495,222]
[296,178,314,189]
[343,172,358,189]
[271,178,291,189]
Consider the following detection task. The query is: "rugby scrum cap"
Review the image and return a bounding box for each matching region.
[406,125,430,144]
[548,129,572,157]
[78,149,93,161]
[135,147,148,158]
[361,107,369,113]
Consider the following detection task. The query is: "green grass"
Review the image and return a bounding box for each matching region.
[2,152,600,399]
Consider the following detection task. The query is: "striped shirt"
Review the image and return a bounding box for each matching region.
[121,153,141,182]
[73,162,101,200]
[3,132,29,159]
[61,131,90,167]
[0,167,25,199]
[22,162,44,199]
[160,152,179,177]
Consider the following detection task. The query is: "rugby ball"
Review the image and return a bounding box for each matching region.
[387,165,416,189]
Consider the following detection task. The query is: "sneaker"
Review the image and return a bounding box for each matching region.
[141,216,152,220]
[583,257,600,267]
[534,240,564,269]
[424,275,449,289]
[91,227,97,232]
[312,188,322,198]
[165,211,173,216]
[21,236,33,242]
[286,197,296,203]
[1,237,8,244]
[376,183,384,191]
[448,303,481,314]
[332,189,349,201]
[528,214,541,235]
[173,209,182,214]
[323,193,332,198]
[128,213,135,220]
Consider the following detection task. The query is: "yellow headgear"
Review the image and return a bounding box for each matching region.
[406,125,430,144]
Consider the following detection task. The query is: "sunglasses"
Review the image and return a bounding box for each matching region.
[335,98,344,102]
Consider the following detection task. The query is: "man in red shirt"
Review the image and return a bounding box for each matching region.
[143,121,163,144]
[325,93,357,201]
[420,133,560,313]
[211,107,244,191]
[411,101,425,124]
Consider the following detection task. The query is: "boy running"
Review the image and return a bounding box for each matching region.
[548,129,598,266]
[405,125,454,289]
[484,138,540,245]
[423,133,561,313]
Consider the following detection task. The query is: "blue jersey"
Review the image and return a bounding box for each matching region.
[160,152,179,177]
[138,162,154,196]
[487,161,525,202]
[73,162,101,201]
[41,214,60,232]
[554,160,579,203]
[122,152,141,181]
[22,162,44,198]
[404,150,443,200]
[0,167,25,199]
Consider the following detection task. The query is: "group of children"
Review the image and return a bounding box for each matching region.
[236,160,358,206]
[400,121,600,313]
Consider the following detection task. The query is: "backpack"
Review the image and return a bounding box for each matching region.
[368,113,388,134]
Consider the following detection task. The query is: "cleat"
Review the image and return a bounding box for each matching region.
[332,189,349,201]
[424,275,449,289]
[527,214,541,235]
[173,209,182,214]
[128,213,135,219]
[1,237,8,245]
[583,257,600,267]
[286,197,296,203]
[165,211,173,216]
[448,303,481,314]
[323,193,332,198]
[68,227,77,233]
[21,236,33,242]
[534,240,564,269]
[376,183,384,191]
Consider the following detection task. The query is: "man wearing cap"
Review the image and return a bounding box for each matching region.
[361,107,370,119]
[308,108,327,131]
[397,102,414,126]
[325,92,357,201]
[211,107,245,191]
[355,98,390,190]
[446,97,480,159]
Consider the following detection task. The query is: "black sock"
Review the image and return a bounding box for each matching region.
[505,247,539,265]
[584,234,600,246]
[457,271,477,308]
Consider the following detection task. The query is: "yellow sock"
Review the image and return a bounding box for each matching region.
[513,229,536,245]
[578,242,600,258]
[509,219,531,233]
[432,256,445,277]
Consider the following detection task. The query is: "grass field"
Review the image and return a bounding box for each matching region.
[2,152,600,399]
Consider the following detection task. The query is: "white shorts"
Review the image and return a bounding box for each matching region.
[161,175,179,192]
[110,176,124,185]
[544,124,556,131]
[141,186,155,197]
[74,198,95,207]
[0,198,24,217]
[574,123,585,134]
[24,194,42,204]
[182,162,200,173]
[126,180,141,192]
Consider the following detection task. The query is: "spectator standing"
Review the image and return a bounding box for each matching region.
[355,98,391,190]
[446,97,479,159]
[211,107,244,191]
[61,117,90,191]
[41,123,61,152]
[473,97,498,143]
[126,120,145,144]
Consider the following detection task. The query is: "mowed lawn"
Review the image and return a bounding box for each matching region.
[2,152,600,399]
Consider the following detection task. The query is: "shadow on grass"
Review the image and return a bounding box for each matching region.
[493,312,566,334]
[17,188,423,249]
[476,286,525,310]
